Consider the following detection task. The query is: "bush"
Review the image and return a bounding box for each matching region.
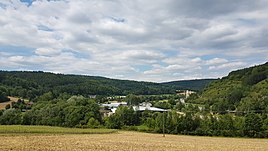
[0,109,22,125]
[87,117,100,128]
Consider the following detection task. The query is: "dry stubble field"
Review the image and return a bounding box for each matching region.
[0,97,21,110]
[0,131,268,151]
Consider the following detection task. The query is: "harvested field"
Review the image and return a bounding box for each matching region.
[0,96,22,110]
[0,131,267,151]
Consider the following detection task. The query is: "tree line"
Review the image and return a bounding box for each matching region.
[0,94,267,138]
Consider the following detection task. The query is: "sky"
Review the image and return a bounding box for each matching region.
[0,0,267,82]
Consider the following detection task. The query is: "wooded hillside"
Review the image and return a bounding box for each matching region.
[0,71,213,100]
[189,62,268,113]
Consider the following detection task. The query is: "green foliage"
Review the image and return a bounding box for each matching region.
[244,113,263,136]
[35,92,54,102]
[228,88,243,105]
[218,114,235,130]
[104,114,123,129]
[0,63,268,138]
[162,79,215,91]
[0,71,216,100]
[175,102,185,111]
[87,117,101,128]
[0,109,22,125]
[0,71,180,99]
[243,71,267,86]
[0,91,10,103]
[125,94,141,106]
[179,113,200,133]
[10,99,31,111]
[17,96,101,127]
[188,62,268,114]
[154,101,172,109]
[105,106,139,129]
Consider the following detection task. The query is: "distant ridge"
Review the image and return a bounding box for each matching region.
[0,70,215,100]
[162,79,216,91]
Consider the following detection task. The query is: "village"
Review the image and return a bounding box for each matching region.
[99,90,196,117]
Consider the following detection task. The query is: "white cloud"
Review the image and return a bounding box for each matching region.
[208,62,247,71]
[0,0,267,82]
[35,48,61,56]
[206,58,228,65]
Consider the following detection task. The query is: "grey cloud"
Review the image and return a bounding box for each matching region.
[0,0,268,82]
[169,0,265,18]
[250,28,268,48]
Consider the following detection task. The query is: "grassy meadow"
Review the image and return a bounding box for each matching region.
[0,125,117,134]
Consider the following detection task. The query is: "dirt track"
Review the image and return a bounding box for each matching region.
[0,131,268,151]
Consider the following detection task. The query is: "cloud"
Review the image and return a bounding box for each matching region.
[206,58,228,65]
[0,0,267,82]
[208,62,247,71]
[35,48,61,56]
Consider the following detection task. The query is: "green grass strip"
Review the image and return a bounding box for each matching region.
[0,125,117,134]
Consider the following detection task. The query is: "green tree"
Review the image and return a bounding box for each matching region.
[0,109,22,125]
[244,113,263,136]
[64,106,83,127]
[105,106,139,129]
[105,114,123,129]
[222,114,234,130]
[154,101,172,109]
[125,94,140,106]
[228,88,243,105]
[87,117,100,128]
[0,91,10,103]
[243,72,266,86]
[36,91,54,102]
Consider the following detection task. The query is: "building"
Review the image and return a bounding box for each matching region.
[100,101,167,117]
[100,102,128,115]
[101,102,127,109]
[133,102,167,112]
[176,90,196,98]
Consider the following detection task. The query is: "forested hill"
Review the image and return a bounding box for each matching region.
[0,71,171,98]
[0,71,213,100]
[162,79,215,91]
[189,62,268,113]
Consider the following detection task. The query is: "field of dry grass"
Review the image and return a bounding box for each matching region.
[0,131,267,151]
[0,96,21,110]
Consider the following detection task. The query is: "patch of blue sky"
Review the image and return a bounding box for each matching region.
[37,25,54,32]
[158,61,168,67]
[16,64,46,71]
[201,54,226,60]
[0,45,35,56]
[134,65,152,72]
[164,50,179,57]
[0,2,7,9]
[237,18,257,26]
[20,0,35,6]
[62,49,89,59]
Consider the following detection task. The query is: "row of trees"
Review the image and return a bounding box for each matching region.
[0,93,267,138]
[105,107,268,137]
